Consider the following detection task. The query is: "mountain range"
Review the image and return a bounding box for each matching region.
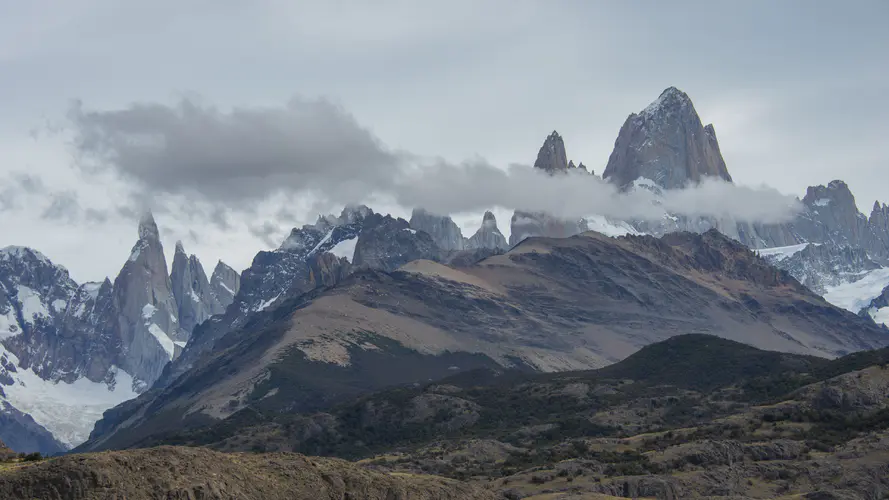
[2,86,889,457]
[0,217,241,451]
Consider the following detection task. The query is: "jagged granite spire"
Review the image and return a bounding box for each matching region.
[534,131,569,174]
[113,213,182,388]
[170,241,221,336]
[409,208,465,251]
[210,261,240,310]
[869,201,889,236]
[466,211,508,250]
[602,86,733,189]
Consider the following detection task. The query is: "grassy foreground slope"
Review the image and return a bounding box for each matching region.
[0,445,495,500]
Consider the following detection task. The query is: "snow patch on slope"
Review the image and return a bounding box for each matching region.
[758,243,811,262]
[823,268,889,313]
[584,215,640,238]
[141,303,157,320]
[871,307,889,327]
[0,310,20,340]
[147,324,175,360]
[256,293,281,312]
[308,229,334,255]
[329,237,358,262]
[16,286,49,321]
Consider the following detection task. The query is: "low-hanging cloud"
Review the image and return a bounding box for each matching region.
[68,97,803,226]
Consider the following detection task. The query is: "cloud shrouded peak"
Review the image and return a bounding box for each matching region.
[67,95,803,228]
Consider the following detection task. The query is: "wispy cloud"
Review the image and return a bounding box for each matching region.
[68,97,803,226]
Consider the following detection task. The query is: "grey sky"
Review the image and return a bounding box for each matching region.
[1,1,887,282]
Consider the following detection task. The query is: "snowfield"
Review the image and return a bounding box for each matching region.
[329,236,358,262]
[823,268,889,314]
[757,243,811,262]
[1,347,138,448]
[871,307,889,327]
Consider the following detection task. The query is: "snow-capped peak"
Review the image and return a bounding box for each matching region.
[0,246,54,268]
[640,86,692,119]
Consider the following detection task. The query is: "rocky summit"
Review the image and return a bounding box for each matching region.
[533,130,570,173]
[466,211,508,250]
[171,242,224,335]
[603,86,732,190]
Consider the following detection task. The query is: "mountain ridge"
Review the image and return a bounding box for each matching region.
[76,228,889,453]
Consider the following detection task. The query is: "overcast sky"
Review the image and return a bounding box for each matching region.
[1,1,887,283]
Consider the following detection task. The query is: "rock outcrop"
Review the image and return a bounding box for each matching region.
[0,247,97,383]
[761,243,881,295]
[870,202,889,248]
[170,242,221,335]
[409,208,465,251]
[353,218,440,272]
[534,130,569,173]
[159,206,441,388]
[0,446,495,500]
[603,86,732,190]
[0,248,134,452]
[508,131,594,245]
[209,261,240,310]
[466,211,508,250]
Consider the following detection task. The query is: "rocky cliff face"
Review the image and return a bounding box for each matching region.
[871,202,889,248]
[788,181,889,263]
[596,87,799,251]
[466,211,508,250]
[209,261,240,310]
[602,86,732,190]
[0,247,94,383]
[534,131,570,173]
[353,218,441,272]
[170,242,221,335]
[409,209,465,251]
[112,213,182,388]
[159,206,441,387]
[0,248,136,452]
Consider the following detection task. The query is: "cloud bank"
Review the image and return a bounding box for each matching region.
[68,97,803,226]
